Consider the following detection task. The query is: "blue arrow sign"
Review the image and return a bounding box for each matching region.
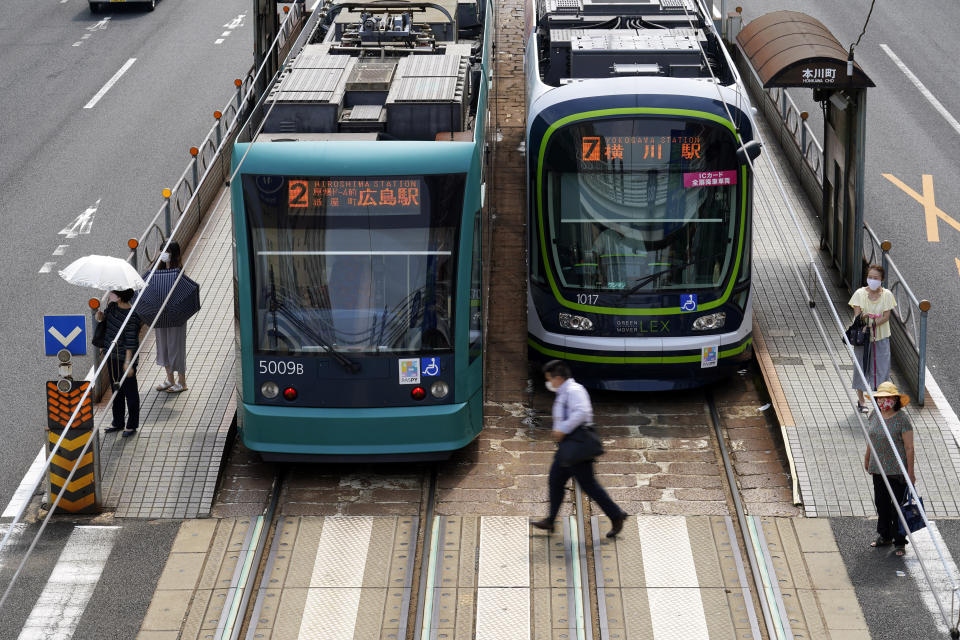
[44,315,87,356]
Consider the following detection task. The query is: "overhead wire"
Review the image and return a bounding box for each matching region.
[677,0,959,629]
[0,3,311,613]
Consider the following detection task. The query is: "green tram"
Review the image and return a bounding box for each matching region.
[231,0,491,460]
[525,0,762,390]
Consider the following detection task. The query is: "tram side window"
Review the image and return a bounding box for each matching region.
[469,210,482,361]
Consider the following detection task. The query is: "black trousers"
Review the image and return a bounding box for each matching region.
[873,473,908,545]
[109,359,140,431]
[547,455,623,522]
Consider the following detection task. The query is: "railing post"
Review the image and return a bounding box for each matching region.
[214,110,224,148]
[234,78,243,111]
[918,300,930,406]
[89,298,105,401]
[127,238,139,271]
[162,188,172,237]
[800,111,808,155]
[781,89,788,123]
[880,240,891,287]
[190,147,200,188]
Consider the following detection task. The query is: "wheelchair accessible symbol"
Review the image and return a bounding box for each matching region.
[422,358,441,377]
[680,294,698,312]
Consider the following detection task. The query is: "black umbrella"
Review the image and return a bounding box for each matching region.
[135,269,201,328]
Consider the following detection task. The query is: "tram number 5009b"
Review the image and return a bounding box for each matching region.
[258,360,304,376]
[576,294,599,305]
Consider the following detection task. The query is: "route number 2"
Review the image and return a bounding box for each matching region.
[576,294,599,305]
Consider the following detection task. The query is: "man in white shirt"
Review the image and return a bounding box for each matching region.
[532,360,627,537]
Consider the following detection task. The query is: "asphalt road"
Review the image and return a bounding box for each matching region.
[0,0,250,506]
[0,0,251,634]
[738,0,960,416]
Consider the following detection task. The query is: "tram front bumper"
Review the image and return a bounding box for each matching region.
[239,396,481,461]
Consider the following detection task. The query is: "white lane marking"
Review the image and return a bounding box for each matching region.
[39,262,56,274]
[298,517,373,640]
[53,245,68,256]
[2,449,46,519]
[60,0,70,4]
[88,17,111,31]
[224,14,246,29]
[48,326,82,347]
[59,199,100,238]
[881,44,960,138]
[925,367,960,449]
[83,58,136,109]
[310,0,323,11]
[903,522,959,635]
[214,39,225,45]
[476,517,529,640]
[0,524,28,569]
[221,31,232,37]
[17,526,120,640]
[72,42,82,47]
[637,516,709,639]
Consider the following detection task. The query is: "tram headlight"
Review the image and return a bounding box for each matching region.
[559,313,594,331]
[261,381,279,398]
[431,381,449,399]
[692,312,726,331]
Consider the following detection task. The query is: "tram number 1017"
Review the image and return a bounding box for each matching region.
[576,294,599,305]
[258,360,304,376]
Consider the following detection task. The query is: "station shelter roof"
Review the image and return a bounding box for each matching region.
[737,11,874,89]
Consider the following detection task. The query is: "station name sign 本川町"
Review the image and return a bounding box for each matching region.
[778,63,846,86]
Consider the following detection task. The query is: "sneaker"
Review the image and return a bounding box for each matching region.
[156,381,174,391]
[121,429,137,438]
[165,383,187,393]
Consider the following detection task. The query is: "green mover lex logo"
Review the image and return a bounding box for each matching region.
[615,319,670,334]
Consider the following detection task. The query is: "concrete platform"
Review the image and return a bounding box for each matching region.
[96,189,236,519]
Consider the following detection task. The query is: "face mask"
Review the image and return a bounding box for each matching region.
[108,292,119,303]
[545,380,557,393]
[877,397,896,411]
[866,278,881,291]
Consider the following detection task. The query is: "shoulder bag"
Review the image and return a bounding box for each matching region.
[91,305,109,348]
[897,489,926,536]
[556,425,604,467]
[845,314,869,347]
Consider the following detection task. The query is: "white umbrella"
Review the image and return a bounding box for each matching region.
[59,255,146,291]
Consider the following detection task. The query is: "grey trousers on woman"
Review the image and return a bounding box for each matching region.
[853,337,890,391]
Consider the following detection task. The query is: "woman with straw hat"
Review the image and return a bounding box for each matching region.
[864,381,915,557]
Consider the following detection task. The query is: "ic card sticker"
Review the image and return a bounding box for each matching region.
[399,358,421,384]
[701,345,719,369]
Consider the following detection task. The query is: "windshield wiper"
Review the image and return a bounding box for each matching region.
[268,272,361,374]
[617,250,729,299]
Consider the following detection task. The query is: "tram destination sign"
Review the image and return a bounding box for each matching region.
[580,135,703,164]
[287,177,423,216]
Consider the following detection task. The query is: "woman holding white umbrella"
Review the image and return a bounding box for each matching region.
[96,289,143,437]
[60,254,146,438]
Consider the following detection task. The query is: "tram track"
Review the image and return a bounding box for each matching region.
[706,390,793,640]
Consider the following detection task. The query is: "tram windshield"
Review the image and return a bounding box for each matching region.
[243,173,464,355]
[541,117,741,293]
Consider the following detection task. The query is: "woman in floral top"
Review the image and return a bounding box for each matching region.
[864,381,915,556]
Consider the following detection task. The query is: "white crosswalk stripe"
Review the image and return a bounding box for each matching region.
[17,526,119,640]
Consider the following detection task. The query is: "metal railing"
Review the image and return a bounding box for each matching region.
[732,41,932,405]
[862,224,931,405]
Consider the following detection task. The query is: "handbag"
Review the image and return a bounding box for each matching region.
[845,314,869,347]
[556,425,604,467]
[91,311,108,348]
[898,489,926,536]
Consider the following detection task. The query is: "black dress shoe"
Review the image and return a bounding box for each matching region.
[103,426,123,433]
[531,519,555,533]
[606,513,627,538]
